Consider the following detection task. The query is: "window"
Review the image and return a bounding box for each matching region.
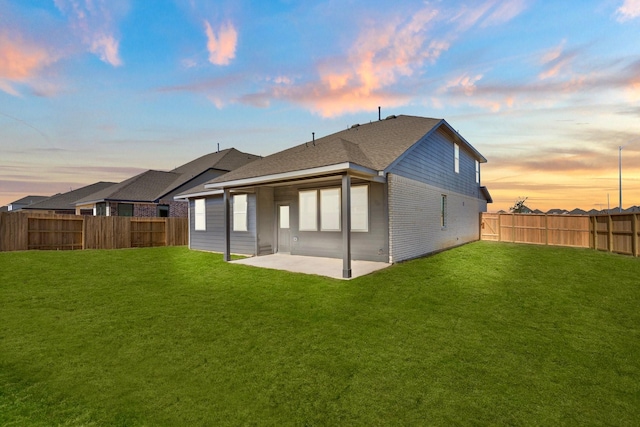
[118,203,134,217]
[441,195,447,228]
[454,143,460,174]
[475,160,480,183]
[320,188,341,231]
[157,205,169,217]
[233,194,248,231]
[194,199,206,231]
[279,205,289,229]
[96,202,107,216]
[351,185,368,232]
[299,190,317,231]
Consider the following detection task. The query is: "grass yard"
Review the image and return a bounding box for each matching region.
[1,242,639,426]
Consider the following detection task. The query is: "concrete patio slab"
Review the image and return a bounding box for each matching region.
[231,253,390,279]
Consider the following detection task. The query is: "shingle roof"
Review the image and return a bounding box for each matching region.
[75,148,259,204]
[204,115,484,187]
[23,182,116,210]
[10,195,49,206]
[75,170,180,204]
[159,149,261,198]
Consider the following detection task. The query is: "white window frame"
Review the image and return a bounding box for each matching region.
[350,185,369,232]
[454,143,460,174]
[320,188,341,231]
[299,190,318,231]
[233,194,248,232]
[475,160,480,183]
[194,199,206,231]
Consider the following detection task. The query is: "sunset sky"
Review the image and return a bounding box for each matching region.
[1,0,640,212]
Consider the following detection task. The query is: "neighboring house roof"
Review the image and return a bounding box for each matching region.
[158,149,261,199]
[76,148,259,205]
[75,170,181,204]
[569,208,587,215]
[196,115,486,192]
[547,209,569,215]
[0,206,8,213]
[23,182,116,211]
[9,195,49,206]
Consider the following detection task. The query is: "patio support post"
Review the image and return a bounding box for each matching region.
[223,188,231,262]
[342,174,352,278]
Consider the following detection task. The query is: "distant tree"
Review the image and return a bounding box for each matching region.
[509,197,531,214]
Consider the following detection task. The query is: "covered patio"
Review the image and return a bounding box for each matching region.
[231,253,390,280]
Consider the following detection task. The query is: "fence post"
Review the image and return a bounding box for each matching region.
[591,216,597,251]
[608,215,613,253]
[512,213,516,243]
[633,213,638,258]
[498,214,502,242]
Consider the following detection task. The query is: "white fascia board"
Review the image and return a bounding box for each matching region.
[174,189,223,201]
[204,162,382,190]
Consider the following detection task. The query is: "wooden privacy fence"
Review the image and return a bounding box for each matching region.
[481,213,639,257]
[0,212,188,252]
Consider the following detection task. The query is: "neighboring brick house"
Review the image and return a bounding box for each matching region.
[176,115,492,278]
[75,148,260,218]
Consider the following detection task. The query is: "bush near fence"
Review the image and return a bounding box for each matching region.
[481,212,639,257]
[0,212,188,252]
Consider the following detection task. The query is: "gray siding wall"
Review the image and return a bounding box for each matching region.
[389,128,482,199]
[188,194,257,255]
[273,180,388,262]
[388,174,483,263]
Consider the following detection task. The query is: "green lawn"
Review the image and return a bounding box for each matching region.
[1,242,639,426]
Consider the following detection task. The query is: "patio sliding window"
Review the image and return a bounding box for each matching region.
[194,199,206,231]
[299,185,369,232]
[299,190,318,231]
[233,194,248,231]
[320,188,341,231]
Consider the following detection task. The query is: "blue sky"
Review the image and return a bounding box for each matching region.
[1,0,640,211]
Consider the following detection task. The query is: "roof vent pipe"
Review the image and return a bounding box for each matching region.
[312,132,315,146]
[378,106,381,121]
[217,143,220,152]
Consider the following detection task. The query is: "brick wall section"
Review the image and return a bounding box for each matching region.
[388,174,486,263]
[134,203,158,217]
[169,201,188,218]
[105,201,188,217]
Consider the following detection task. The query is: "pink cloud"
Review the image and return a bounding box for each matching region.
[0,33,56,95]
[54,0,127,67]
[204,20,238,66]
[249,6,445,117]
[616,0,640,21]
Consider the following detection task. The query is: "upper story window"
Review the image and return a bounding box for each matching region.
[454,143,460,174]
[194,199,206,230]
[475,160,480,183]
